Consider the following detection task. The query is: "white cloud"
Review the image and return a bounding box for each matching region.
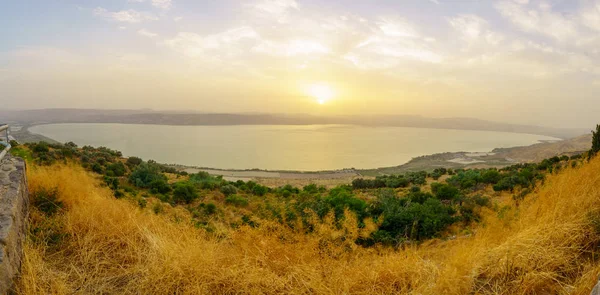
[581,1,600,32]
[377,18,418,38]
[138,29,158,38]
[253,39,330,56]
[128,0,173,10]
[151,0,172,10]
[165,27,260,59]
[494,0,578,41]
[449,15,504,48]
[248,0,298,23]
[174,16,183,22]
[93,7,158,23]
[345,35,443,69]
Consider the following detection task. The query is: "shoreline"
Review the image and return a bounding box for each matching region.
[18,123,590,184]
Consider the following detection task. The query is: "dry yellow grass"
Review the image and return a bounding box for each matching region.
[15,157,600,294]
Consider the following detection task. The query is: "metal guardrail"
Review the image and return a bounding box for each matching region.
[0,125,11,161]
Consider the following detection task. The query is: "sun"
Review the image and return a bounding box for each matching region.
[306,83,335,104]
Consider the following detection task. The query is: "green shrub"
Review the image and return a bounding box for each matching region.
[252,184,269,196]
[91,163,104,174]
[32,142,50,153]
[189,172,224,190]
[225,195,248,207]
[138,198,147,208]
[204,203,217,215]
[430,183,460,201]
[106,162,126,177]
[129,162,168,189]
[152,203,164,214]
[126,156,143,167]
[173,182,199,204]
[220,184,238,196]
[32,188,64,216]
[149,179,171,194]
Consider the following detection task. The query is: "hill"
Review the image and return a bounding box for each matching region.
[1,108,586,139]
[11,141,600,294]
[365,133,592,175]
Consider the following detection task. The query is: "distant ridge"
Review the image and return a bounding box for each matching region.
[0,108,586,139]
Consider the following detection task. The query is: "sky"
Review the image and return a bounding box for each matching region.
[1,0,600,128]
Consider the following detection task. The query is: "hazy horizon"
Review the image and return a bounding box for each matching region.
[2,0,600,129]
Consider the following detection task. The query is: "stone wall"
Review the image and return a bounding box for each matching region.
[0,156,28,294]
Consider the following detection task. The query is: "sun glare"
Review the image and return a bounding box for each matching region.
[307,83,335,104]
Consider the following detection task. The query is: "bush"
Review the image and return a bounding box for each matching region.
[204,203,217,215]
[126,157,143,167]
[32,142,50,153]
[371,191,455,244]
[189,172,224,190]
[173,182,199,204]
[481,170,501,184]
[430,183,460,201]
[129,162,167,188]
[149,179,171,194]
[91,163,104,174]
[278,184,300,197]
[323,186,367,220]
[106,162,127,177]
[32,187,63,216]
[252,184,269,196]
[220,184,238,196]
[591,124,600,159]
[225,195,248,207]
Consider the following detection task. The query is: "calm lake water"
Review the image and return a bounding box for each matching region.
[29,124,558,171]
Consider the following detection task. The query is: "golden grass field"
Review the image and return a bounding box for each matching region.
[15,157,600,294]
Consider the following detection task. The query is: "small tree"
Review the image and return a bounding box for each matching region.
[126,156,143,167]
[590,124,600,160]
[220,184,238,196]
[173,182,198,204]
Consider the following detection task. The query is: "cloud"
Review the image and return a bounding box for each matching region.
[165,27,260,59]
[253,39,330,56]
[151,0,172,10]
[93,7,158,23]
[377,18,418,38]
[449,15,504,48]
[581,1,600,32]
[247,0,298,23]
[138,29,158,38]
[128,0,173,10]
[494,0,578,41]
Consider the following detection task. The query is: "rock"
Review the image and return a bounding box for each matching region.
[591,277,600,295]
[0,156,28,294]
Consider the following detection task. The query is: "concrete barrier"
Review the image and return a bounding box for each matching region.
[0,156,28,294]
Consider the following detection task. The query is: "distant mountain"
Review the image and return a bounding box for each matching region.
[0,108,587,139]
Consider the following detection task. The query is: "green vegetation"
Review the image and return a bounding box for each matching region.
[17,140,584,248]
[591,124,600,159]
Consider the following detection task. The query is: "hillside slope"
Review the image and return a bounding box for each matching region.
[16,157,600,294]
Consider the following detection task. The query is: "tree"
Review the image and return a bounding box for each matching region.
[129,162,167,189]
[430,183,460,201]
[481,170,501,184]
[252,185,268,196]
[173,182,198,204]
[220,184,238,196]
[106,162,127,177]
[126,156,143,167]
[591,124,600,159]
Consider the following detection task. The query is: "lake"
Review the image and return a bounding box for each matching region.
[29,124,559,171]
